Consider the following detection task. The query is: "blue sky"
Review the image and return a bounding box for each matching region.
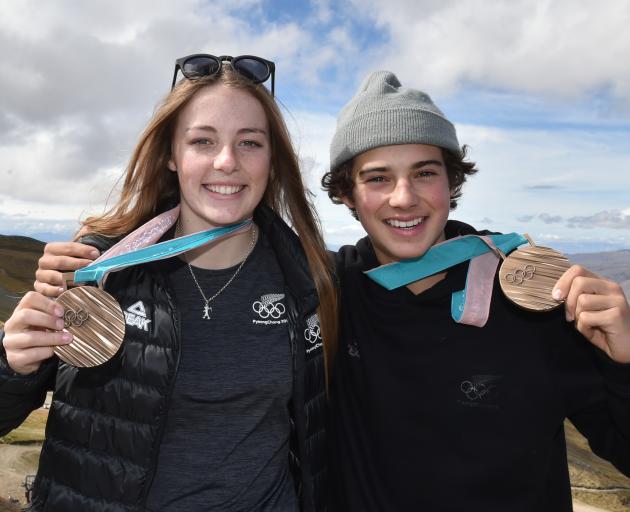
[0,0,629,253]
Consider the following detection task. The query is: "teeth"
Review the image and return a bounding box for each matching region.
[387,218,424,228]
[206,185,243,195]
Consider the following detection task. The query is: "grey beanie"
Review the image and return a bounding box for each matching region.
[329,70,461,170]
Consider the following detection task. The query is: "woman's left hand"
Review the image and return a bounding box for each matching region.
[553,265,630,364]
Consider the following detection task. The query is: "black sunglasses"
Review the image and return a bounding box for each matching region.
[171,54,275,95]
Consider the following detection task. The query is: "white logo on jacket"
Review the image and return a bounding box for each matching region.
[124,301,151,332]
[252,293,288,325]
[305,314,323,354]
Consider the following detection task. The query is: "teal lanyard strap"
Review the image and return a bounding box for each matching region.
[74,220,252,285]
[364,233,528,290]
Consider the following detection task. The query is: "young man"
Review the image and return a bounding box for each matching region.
[15,71,630,511]
[321,71,630,511]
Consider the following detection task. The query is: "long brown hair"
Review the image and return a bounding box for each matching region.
[82,68,338,382]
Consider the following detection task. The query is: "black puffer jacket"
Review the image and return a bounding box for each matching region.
[0,206,328,512]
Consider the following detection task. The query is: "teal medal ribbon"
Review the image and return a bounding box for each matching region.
[364,233,528,326]
[365,233,526,289]
[73,220,252,285]
[55,213,252,368]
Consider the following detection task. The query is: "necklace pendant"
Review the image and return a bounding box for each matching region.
[202,302,212,320]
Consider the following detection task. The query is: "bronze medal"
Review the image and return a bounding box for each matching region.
[54,286,125,367]
[499,242,571,312]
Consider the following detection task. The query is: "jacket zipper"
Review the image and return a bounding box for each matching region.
[139,285,182,508]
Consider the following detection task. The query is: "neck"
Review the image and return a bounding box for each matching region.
[399,229,449,295]
[406,271,447,295]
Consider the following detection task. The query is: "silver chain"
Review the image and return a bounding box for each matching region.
[176,221,257,319]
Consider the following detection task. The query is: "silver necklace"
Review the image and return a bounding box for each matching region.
[177,222,257,320]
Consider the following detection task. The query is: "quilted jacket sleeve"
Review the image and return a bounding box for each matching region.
[0,329,57,436]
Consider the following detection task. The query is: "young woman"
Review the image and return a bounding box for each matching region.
[0,55,336,512]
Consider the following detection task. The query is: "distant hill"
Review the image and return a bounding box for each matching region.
[0,235,45,321]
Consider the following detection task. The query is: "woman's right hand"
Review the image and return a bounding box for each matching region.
[3,292,72,375]
[35,242,100,297]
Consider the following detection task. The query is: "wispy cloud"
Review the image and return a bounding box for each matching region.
[539,213,563,224]
[525,184,564,190]
[567,210,630,230]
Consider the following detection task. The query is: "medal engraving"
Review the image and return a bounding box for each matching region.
[63,308,90,328]
[504,264,536,285]
[54,287,125,367]
[499,245,571,312]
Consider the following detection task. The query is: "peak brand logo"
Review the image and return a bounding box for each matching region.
[252,293,288,325]
[305,314,323,354]
[124,301,152,332]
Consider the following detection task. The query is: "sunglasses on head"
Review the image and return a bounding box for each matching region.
[171,54,275,95]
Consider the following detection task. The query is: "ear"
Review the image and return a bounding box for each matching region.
[167,158,177,172]
[340,194,355,209]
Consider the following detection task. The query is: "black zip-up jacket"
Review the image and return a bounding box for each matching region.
[0,206,328,512]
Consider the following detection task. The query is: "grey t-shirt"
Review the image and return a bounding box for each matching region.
[146,231,298,511]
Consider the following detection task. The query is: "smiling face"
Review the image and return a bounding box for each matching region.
[342,144,452,265]
[168,84,271,233]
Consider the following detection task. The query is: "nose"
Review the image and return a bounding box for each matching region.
[389,178,418,209]
[213,144,237,173]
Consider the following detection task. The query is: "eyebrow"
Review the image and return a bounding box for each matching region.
[357,159,444,177]
[186,125,268,135]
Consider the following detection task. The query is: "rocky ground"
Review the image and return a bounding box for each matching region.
[566,421,630,511]
[0,444,40,508]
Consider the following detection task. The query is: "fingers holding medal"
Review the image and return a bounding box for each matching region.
[2,291,73,375]
[3,286,126,373]
[552,265,630,364]
[55,286,125,368]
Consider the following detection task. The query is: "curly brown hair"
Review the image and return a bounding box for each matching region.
[321,145,479,220]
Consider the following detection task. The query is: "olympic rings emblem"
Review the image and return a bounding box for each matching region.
[64,308,90,328]
[252,300,286,319]
[304,323,321,344]
[460,380,488,401]
[505,264,536,285]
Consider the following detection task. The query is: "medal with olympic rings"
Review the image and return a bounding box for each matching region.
[498,236,571,312]
[54,284,125,367]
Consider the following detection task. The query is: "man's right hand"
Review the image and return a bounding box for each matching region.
[35,242,100,297]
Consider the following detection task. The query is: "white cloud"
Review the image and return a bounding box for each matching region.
[349,0,630,105]
[537,233,561,241]
[312,0,334,24]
